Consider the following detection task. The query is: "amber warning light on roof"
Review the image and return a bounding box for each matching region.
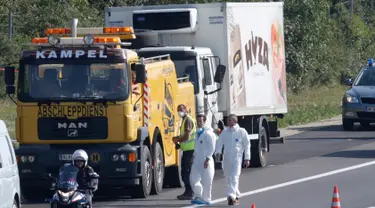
[45,28,72,35]
[102,27,136,39]
[103,27,134,34]
[31,36,120,44]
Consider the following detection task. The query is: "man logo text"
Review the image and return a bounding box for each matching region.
[58,122,88,129]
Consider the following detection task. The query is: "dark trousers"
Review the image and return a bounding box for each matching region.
[181,150,194,193]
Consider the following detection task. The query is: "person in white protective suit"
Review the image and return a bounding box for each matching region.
[190,114,217,205]
[215,114,250,206]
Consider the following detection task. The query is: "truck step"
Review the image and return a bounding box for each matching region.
[270,137,285,144]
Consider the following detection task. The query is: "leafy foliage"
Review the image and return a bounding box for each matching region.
[0,0,372,96]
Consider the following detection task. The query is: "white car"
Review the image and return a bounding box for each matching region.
[0,120,21,208]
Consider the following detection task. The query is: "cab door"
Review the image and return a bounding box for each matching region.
[129,62,143,139]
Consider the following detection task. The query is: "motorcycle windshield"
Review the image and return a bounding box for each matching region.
[57,165,79,191]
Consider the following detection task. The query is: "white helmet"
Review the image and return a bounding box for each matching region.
[72,149,89,167]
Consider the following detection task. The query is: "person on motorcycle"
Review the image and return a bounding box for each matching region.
[72,149,99,207]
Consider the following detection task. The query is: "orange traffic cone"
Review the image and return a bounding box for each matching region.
[251,204,256,208]
[331,185,341,208]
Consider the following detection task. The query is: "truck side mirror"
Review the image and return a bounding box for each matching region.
[134,64,146,84]
[214,65,226,83]
[4,66,15,95]
[130,63,136,71]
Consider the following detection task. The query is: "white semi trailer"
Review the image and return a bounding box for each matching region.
[104,2,287,168]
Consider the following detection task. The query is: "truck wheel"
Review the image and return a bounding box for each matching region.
[342,118,354,131]
[163,149,184,188]
[250,126,268,168]
[12,198,19,208]
[151,142,164,195]
[132,145,153,198]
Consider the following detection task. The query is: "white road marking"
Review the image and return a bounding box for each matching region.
[182,159,375,208]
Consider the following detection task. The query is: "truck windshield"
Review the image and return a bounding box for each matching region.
[354,68,375,86]
[18,62,130,102]
[138,51,199,94]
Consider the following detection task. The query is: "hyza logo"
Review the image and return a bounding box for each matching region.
[57,122,88,137]
[244,31,270,71]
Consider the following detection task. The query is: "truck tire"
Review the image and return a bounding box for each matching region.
[12,198,19,208]
[342,118,354,131]
[250,126,268,168]
[151,142,164,195]
[130,30,159,49]
[132,145,153,198]
[163,149,184,188]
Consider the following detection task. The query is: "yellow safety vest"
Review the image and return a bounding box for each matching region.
[180,115,196,151]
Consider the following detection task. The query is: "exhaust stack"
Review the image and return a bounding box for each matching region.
[71,19,78,37]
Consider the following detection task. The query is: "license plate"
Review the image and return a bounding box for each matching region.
[59,154,72,161]
[366,107,375,112]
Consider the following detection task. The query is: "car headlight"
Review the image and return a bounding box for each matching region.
[58,190,75,197]
[344,94,359,103]
[112,154,119,161]
[20,156,27,163]
[18,155,36,163]
[120,154,127,161]
[28,156,35,163]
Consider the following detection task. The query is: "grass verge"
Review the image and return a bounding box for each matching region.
[0,98,18,148]
[0,84,348,146]
[278,84,348,128]
[0,98,16,139]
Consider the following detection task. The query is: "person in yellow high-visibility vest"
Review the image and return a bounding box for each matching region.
[173,104,196,200]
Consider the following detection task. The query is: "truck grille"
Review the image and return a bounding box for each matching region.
[361,97,375,104]
[38,117,108,140]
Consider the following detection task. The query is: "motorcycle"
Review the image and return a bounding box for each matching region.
[46,164,92,208]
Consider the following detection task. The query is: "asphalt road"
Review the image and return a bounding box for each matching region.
[23,121,375,208]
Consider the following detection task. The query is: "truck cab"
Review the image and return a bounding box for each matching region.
[3,19,198,200]
[138,46,224,131]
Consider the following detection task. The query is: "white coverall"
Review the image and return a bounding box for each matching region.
[189,127,217,202]
[215,124,250,200]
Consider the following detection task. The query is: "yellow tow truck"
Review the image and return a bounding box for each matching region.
[3,19,198,200]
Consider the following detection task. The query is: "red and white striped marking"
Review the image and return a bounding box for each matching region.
[143,68,149,127]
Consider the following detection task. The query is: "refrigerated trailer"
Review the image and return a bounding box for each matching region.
[104,2,287,167]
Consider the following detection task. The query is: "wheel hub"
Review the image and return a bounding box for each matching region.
[157,154,163,184]
[260,134,267,158]
[145,161,151,187]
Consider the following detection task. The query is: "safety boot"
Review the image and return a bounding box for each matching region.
[227,197,240,205]
[177,189,193,200]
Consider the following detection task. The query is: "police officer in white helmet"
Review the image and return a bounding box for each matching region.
[72,149,99,207]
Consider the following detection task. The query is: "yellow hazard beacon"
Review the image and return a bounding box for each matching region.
[3,19,197,200]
